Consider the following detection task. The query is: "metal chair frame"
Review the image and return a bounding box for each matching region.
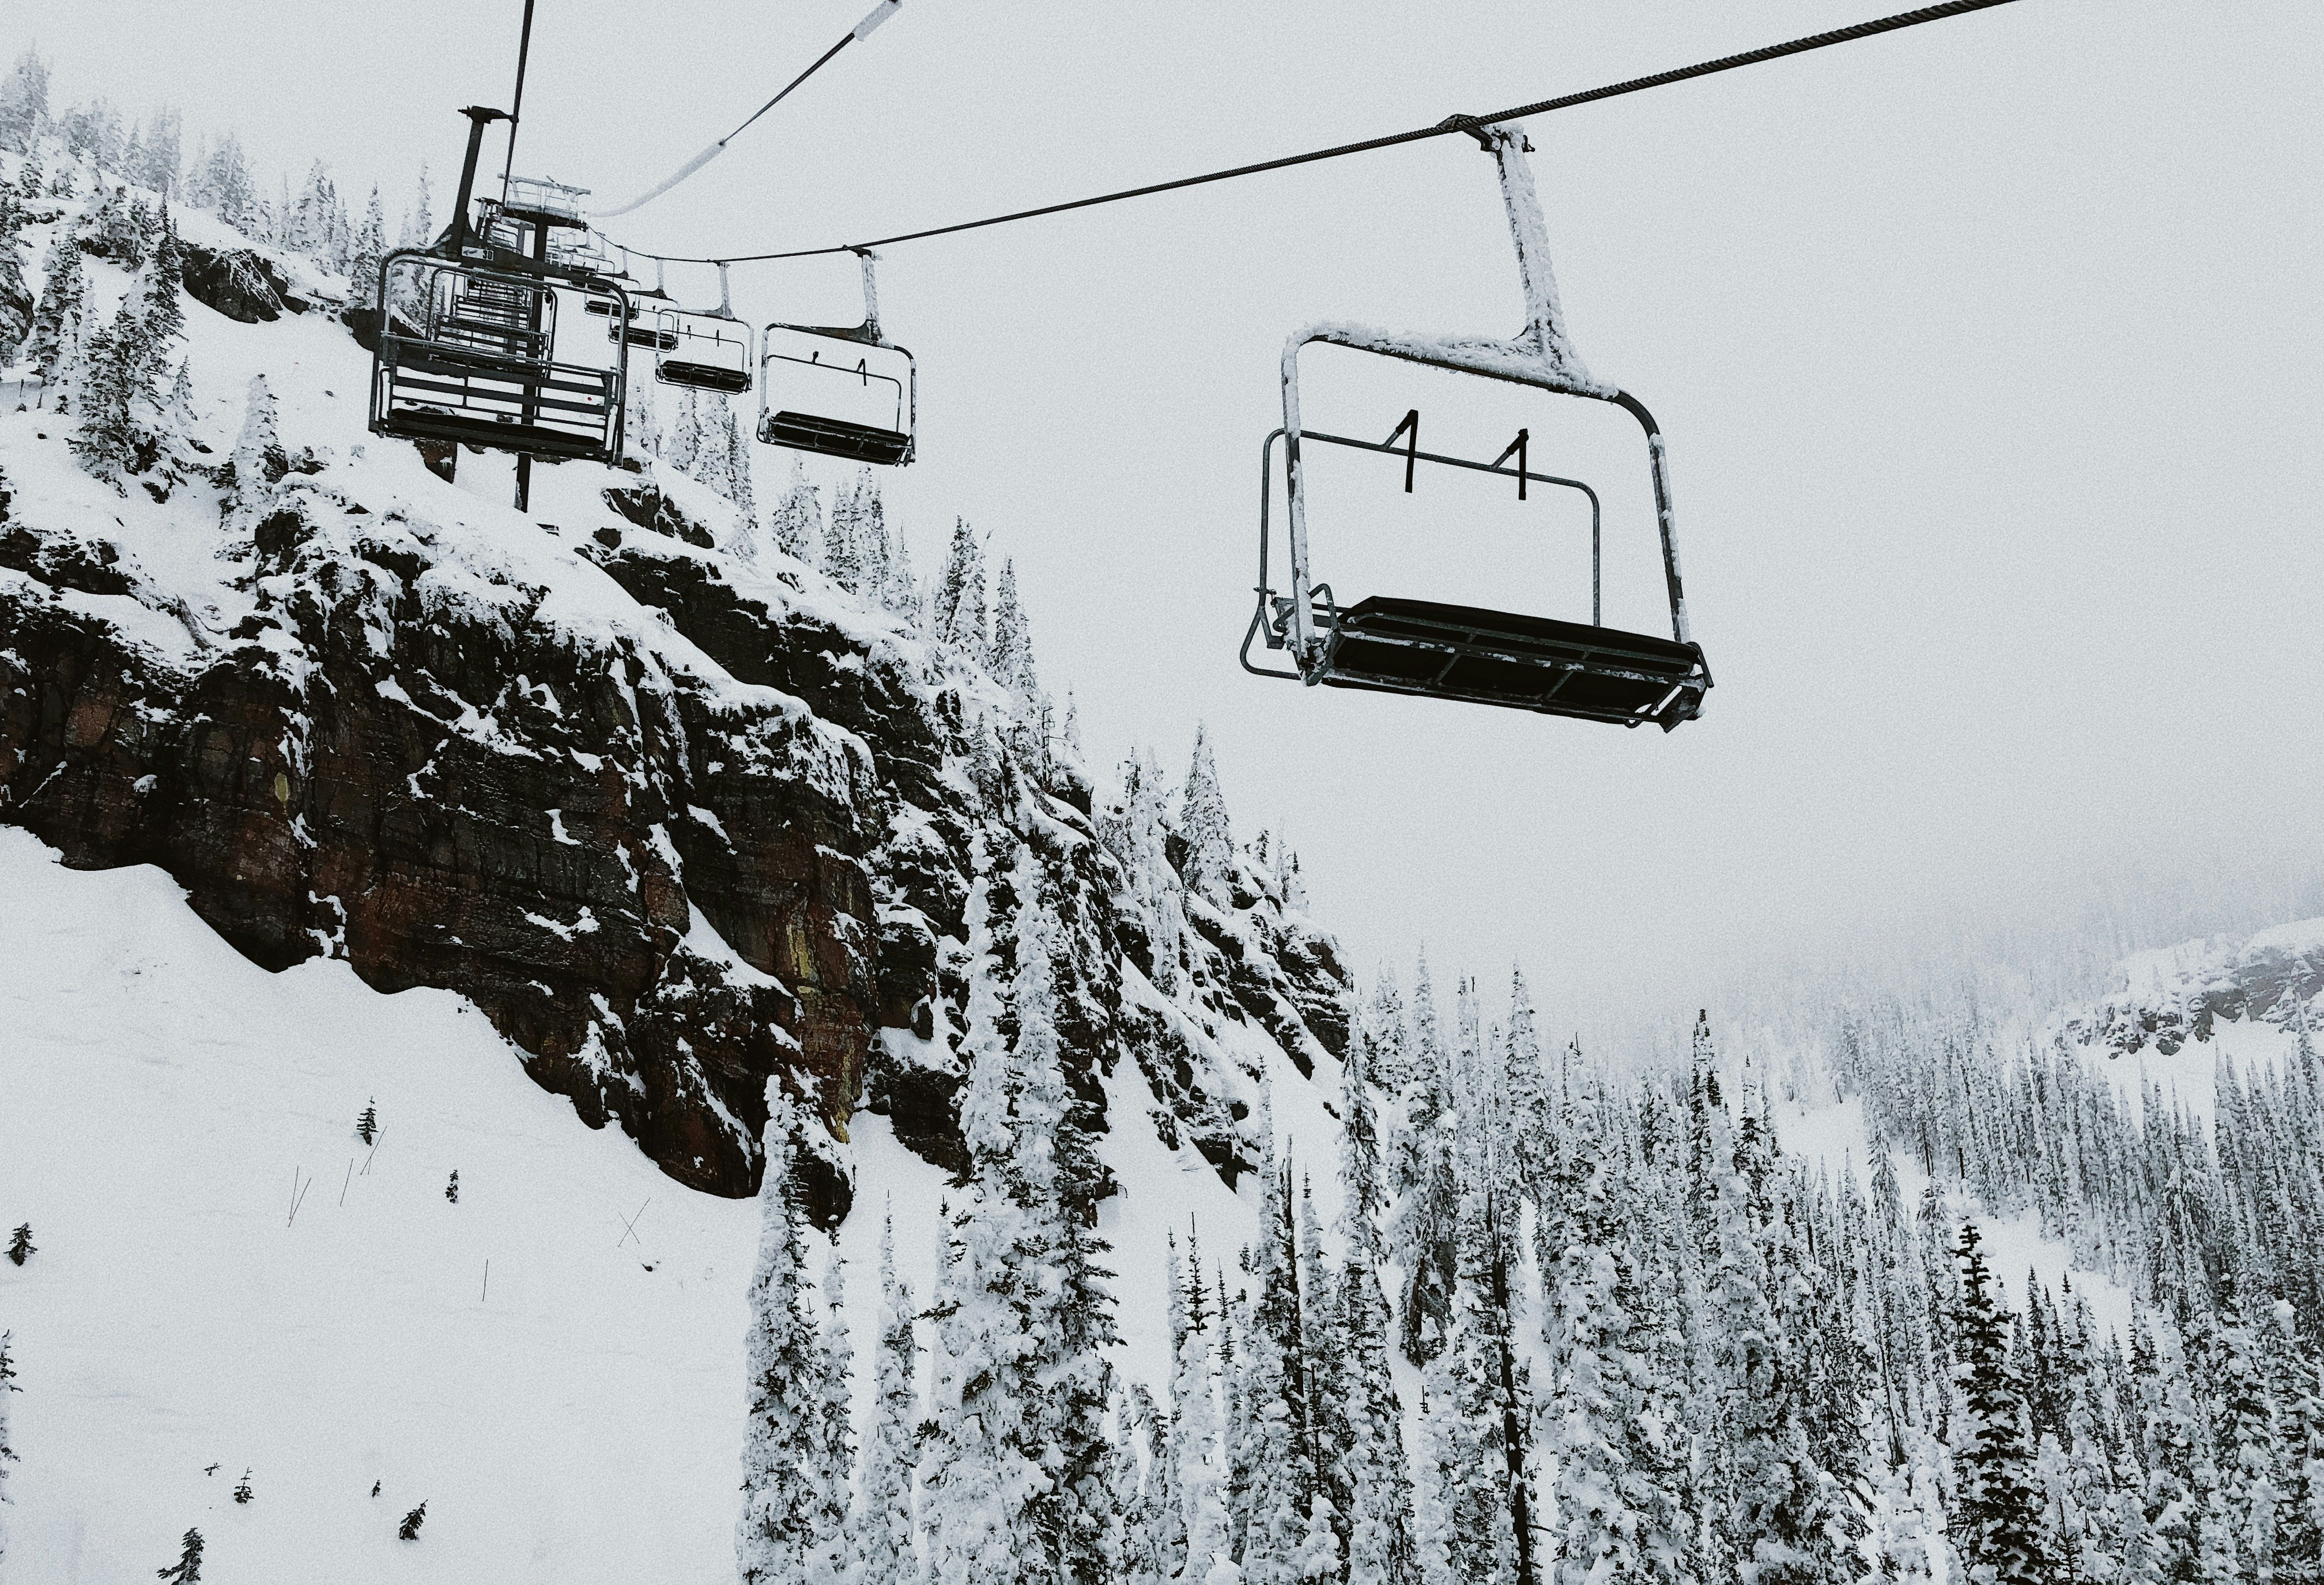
[371,250,632,463]
[1247,123,1705,726]
[652,262,755,395]
[755,248,918,466]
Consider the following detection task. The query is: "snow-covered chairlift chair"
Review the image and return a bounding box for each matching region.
[1243,124,1710,730]
[755,248,916,466]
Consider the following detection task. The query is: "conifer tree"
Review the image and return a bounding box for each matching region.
[225,373,286,533]
[1952,1221,2053,1583]
[1178,725,1233,904]
[0,49,48,154]
[923,854,1104,1585]
[852,1214,920,1585]
[824,473,864,591]
[2210,1282,2281,1582]
[773,454,822,563]
[1540,1085,1687,1585]
[717,404,756,523]
[349,185,387,308]
[855,468,891,603]
[157,1527,205,1581]
[992,558,1032,691]
[26,228,85,373]
[399,164,433,250]
[1391,965,1459,1365]
[398,1503,426,1541]
[737,1106,825,1585]
[666,387,702,474]
[809,1248,854,1585]
[5,1225,31,1266]
[0,199,29,361]
[1172,1244,1235,1584]
[935,518,987,657]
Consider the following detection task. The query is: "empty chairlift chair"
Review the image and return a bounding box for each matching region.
[371,250,632,464]
[756,248,916,466]
[651,263,753,395]
[1242,123,1710,730]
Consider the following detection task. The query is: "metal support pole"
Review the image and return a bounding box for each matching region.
[499,0,540,207]
[515,216,549,513]
[450,107,509,256]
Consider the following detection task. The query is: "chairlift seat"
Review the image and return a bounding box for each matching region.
[1312,595,1708,729]
[662,361,752,396]
[758,409,913,466]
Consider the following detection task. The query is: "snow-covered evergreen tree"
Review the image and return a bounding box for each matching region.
[1172,1242,1235,1585]
[1952,1221,2053,1583]
[26,226,85,374]
[934,518,987,658]
[225,373,287,533]
[736,1103,827,1585]
[349,185,387,309]
[157,1527,205,1582]
[1178,726,1233,905]
[808,1248,855,1585]
[0,197,29,361]
[1540,1083,1688,1585]
[0,49,50,155]
[923,850,1107,1585]
[772,454,823,563]
[992,558,1033,693]
[852,1214,922,1585]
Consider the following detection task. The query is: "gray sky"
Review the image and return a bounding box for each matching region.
[15,0,2323,1014]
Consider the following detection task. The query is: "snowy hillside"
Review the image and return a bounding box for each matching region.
[0,826,1307,1582]
[0,134,1355,1230]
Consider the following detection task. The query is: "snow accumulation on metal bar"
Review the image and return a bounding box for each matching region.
[1285,321,1616,400]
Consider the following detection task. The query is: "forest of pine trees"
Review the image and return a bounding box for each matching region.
[733,881,2324,1585]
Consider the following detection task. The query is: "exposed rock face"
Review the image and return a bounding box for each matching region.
[2059,922,2324,1058]
[0,446,1351,1217]
[178,241,294,324]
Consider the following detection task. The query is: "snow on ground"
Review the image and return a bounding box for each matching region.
[1773,1089,2140,1344]
[2088,1016,2296,1129]
[0,829,1285,1583]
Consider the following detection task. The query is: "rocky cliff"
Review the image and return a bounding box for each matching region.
[0,293,1349,1222]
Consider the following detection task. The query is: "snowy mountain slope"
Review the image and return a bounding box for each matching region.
[0,155,1354,1227]
[0,825,1293,1584]
[2055,912,2324,1061]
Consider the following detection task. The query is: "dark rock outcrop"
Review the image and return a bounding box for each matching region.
[1,454,1351,1217]
[179,241,291,324]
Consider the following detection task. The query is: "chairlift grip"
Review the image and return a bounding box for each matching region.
[1384,408,1419,493]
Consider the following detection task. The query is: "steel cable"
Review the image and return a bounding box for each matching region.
[597,0,2023,266]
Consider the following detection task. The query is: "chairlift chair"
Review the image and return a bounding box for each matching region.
[1242,123,1710,730]
[587,254,677,348]
[756,247,916,466]
[371,249,632,463]
[650,262,754,395]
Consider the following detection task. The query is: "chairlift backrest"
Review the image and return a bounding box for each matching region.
[756,248,916,466]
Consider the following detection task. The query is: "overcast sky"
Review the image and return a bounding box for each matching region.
[14,0,2322,1017]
